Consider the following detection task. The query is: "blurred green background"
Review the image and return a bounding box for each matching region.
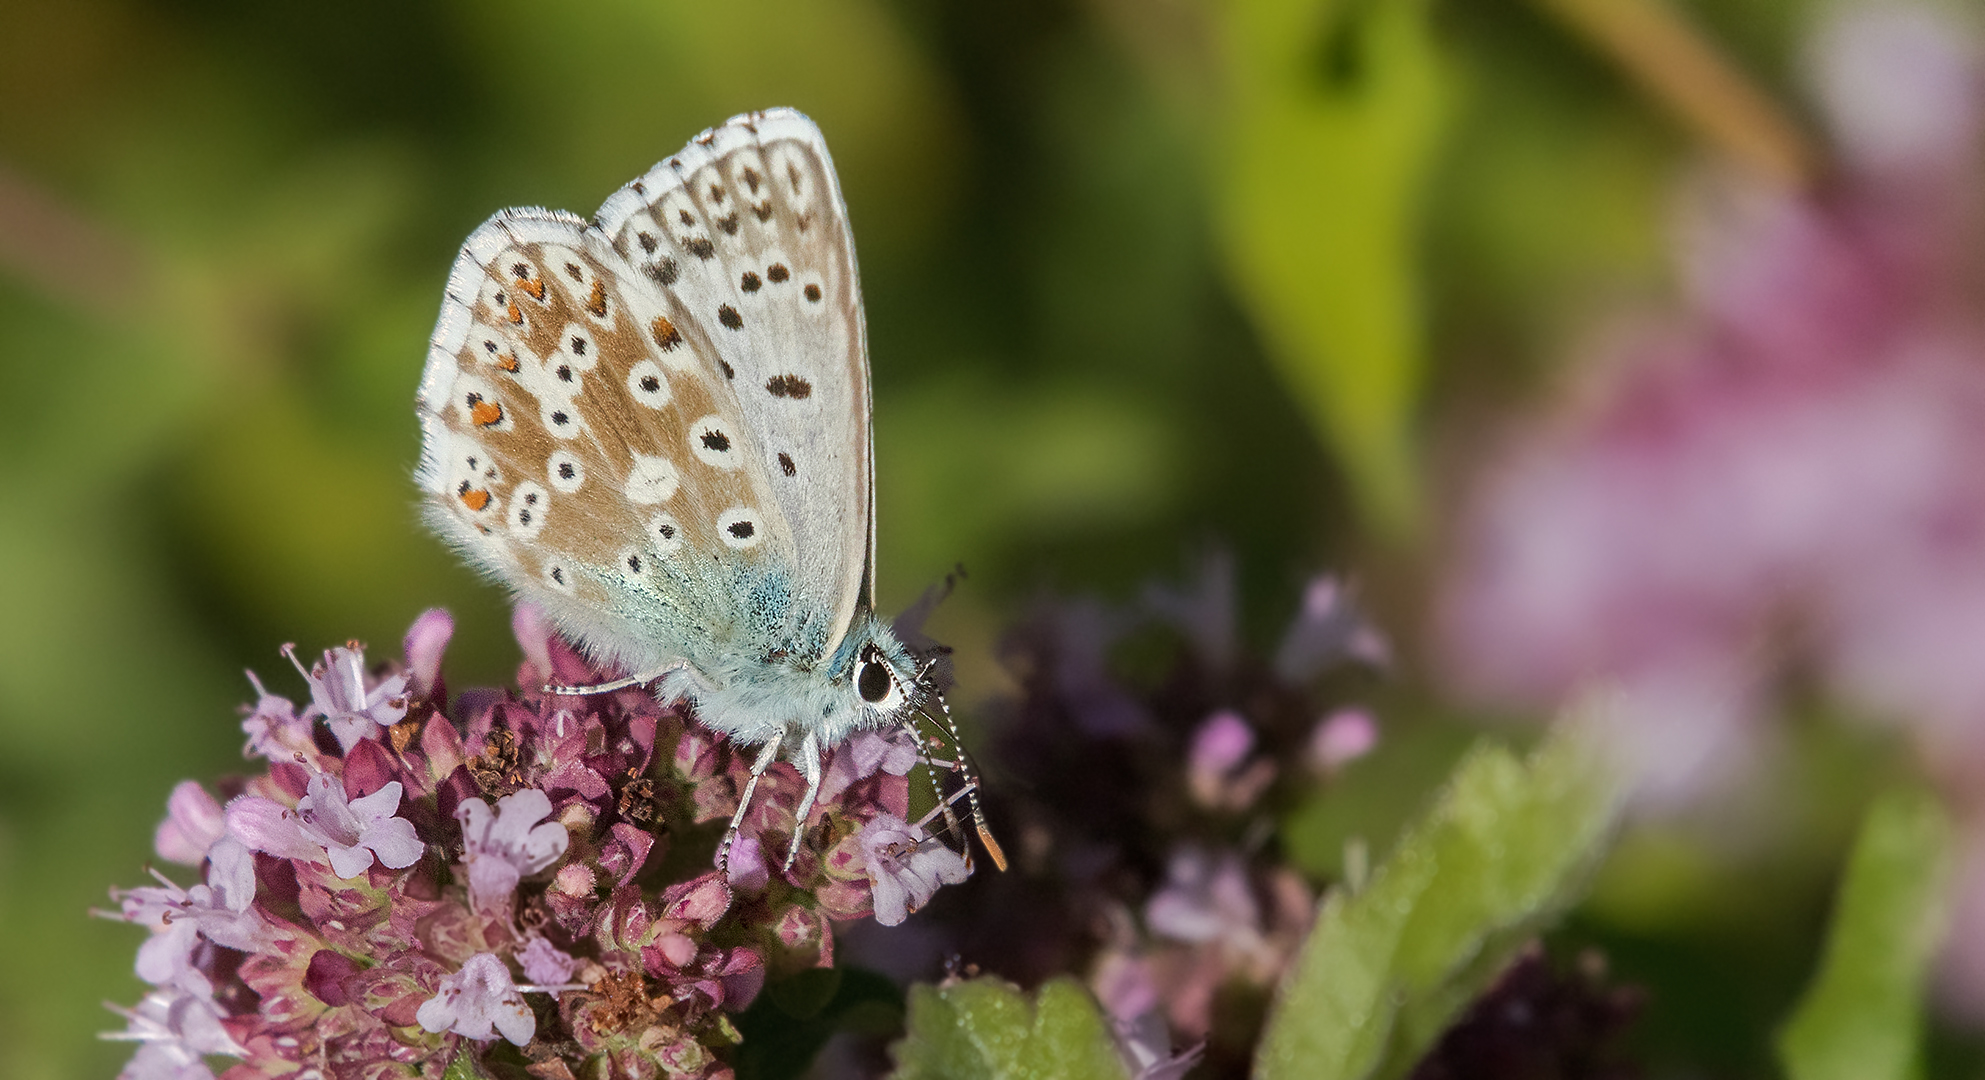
[0,0,1929,1077]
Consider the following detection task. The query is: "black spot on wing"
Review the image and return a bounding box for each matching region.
[764,374,812,399]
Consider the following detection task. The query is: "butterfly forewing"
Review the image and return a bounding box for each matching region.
[417,209,796,672]
[596,109,874,660]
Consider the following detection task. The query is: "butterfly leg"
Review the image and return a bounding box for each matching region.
[718,735,784,885]
[543,660,692,697]
[783,730,825,870]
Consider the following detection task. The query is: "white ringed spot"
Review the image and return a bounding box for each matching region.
[547,450,586,493]
[627,360,671,408]
[540,398,586,440]
[717,506,763,550]
[688,415,741,469]
[647,513,684,554]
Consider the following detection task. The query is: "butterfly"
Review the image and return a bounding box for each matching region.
[413,108,1003,877]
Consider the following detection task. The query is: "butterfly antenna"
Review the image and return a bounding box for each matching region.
[923,692,1008,872]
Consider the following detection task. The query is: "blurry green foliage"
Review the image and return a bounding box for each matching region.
[1258,726,1624,1080]
[889,976,1127,1080]
[1778,788,1955,1080]
[1217,0,1446,540]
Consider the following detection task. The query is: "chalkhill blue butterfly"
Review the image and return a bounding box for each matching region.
[413,108,1002,877]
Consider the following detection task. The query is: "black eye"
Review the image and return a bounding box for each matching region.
[858,660,892,704]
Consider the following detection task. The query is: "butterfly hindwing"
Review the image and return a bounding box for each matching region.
[416,209,797,674]
[596,108,875,662]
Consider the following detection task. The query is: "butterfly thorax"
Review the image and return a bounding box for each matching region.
[653,607,921,750]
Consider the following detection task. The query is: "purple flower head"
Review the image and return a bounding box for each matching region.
[457,787,568,911]
[858,814,971,926]
[1438,0,1985,809]
[286,641,410,752]
[109,604,967,1079]
[152,781,224,867]
[416,952,536,1046]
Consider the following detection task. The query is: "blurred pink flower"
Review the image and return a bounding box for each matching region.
[1308,708,1379,773]
[1440,0,1985,1027]
[1441,0,1985,800]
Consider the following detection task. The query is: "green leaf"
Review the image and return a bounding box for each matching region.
[1216,0,1448,538]
[1776,787,1955,1080]
[441,1050,490,1080]
[888,976,1129,1080]
[1256,726,1625,1080]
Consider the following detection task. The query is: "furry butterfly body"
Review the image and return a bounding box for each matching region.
[414,108,951,867]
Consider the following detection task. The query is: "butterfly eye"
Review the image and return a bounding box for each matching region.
[858,660,893,704]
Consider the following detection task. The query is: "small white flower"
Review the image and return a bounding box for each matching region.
[857,814,970,926]
[458,788,568,911]
[416,952,536,1046]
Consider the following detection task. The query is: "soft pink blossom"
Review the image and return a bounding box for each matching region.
[153,782,225,866]
[115,838,267,988]
[457,788,568,911]
[1308,708,1379,772]
[296,774,423,878]
[286,642,409,752]
[416,952,536,1046]
[403,607,455,697]
[518,935,577,988]
[1145,848,1262,953]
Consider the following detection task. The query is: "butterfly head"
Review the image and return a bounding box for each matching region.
[828,619,928,735]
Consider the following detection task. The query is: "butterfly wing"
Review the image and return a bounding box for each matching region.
[416,208,800,676]
[594,109,875,663]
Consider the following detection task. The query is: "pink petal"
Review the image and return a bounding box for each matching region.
[225,796,321,863]
[403,608,455,696]
[154,782,226,866]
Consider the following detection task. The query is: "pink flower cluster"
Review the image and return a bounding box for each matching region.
[105,607,971,1080]
[1440,1,1985,801]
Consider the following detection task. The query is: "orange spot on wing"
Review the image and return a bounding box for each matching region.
[506,301,523,325]
[459,488,491,512]
[516,275,547,302]
[470,400,504,427]
[496,353,520,373]
[586,281,608,318]
[651,315,682,351]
